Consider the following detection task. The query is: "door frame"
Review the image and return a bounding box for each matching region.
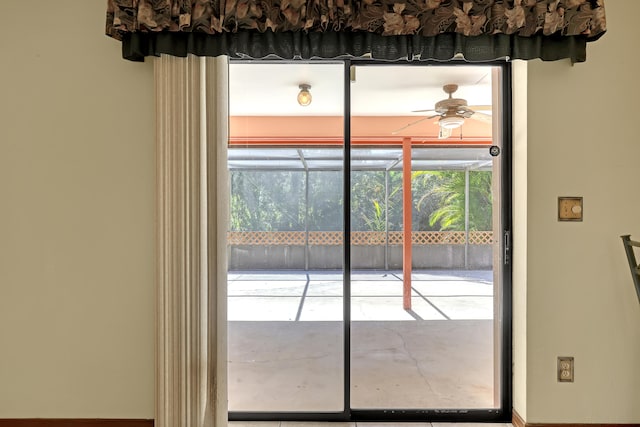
[228,59,513,423]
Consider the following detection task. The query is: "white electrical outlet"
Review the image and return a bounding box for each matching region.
[558,356,574,382]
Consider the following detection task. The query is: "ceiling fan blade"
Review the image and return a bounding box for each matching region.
[391,115,439,135]
[467,105,492,111]
[469,111,492,124]
[411,109,436,113]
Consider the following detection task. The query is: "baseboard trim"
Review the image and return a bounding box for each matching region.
[513,410,526,427]
[0,420,153,427]
[513,410,640,427]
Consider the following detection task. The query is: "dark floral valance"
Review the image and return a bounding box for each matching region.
[106,0,606,62]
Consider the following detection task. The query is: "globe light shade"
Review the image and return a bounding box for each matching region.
[439,115,465,129]
[297,84,312,106]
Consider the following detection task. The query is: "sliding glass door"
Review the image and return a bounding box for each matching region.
[349,65,506,412]
[226,61,511,421]
[227,62,346,413]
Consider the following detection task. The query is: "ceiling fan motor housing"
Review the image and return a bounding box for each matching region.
[435,98,468,114]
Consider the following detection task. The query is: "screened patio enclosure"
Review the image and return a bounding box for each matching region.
[226,143,501,413]
[228,145,494,272]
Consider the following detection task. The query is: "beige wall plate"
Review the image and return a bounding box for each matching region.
[558,197,583,221]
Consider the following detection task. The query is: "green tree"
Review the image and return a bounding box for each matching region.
[308,171,343,231]
[229,171,305,231]
[415,170,492,231]
[229,168,492,233]
[350,171,403,232]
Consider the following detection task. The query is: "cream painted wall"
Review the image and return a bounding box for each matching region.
[0,1,155,419]
[1,0,639,423]
[519,0,640,422]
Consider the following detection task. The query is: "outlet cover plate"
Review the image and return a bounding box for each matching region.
[558,197,583,221]
[558,356,574,382]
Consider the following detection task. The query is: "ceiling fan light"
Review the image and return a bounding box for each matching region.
[297,84,312,106]
[439,115,465,129]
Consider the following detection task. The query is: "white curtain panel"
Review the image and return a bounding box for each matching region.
[155,54,229,427]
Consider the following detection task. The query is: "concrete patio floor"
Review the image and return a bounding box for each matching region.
[228,270,499,413]
[228,270,494,321]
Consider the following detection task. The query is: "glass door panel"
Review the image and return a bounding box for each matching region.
[227,62,345,413]
[349,65,503,410]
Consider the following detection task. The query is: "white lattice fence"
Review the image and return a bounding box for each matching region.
[308,231,342,245]
[469,231,494,244]
[413,231,465,244]
[351,231,387,245]
[227,231,305,245]
[228,231,493,245]
[307,231,391,245]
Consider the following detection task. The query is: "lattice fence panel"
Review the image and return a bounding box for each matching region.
[469,231,494,245]
[228,231,494,246]
[420,231,466,244]
[388,232,403,245]
[389,231,467,245]
[227,231,305,245]
[351,232,387,246]
[308,231,342,246]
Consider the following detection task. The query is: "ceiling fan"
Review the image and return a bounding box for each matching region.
[392,84,492,138]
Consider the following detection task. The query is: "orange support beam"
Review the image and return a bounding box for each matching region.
[228,136,493,147]
[402,137,412,311]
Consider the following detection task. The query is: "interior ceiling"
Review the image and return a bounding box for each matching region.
[229,62,494,117]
